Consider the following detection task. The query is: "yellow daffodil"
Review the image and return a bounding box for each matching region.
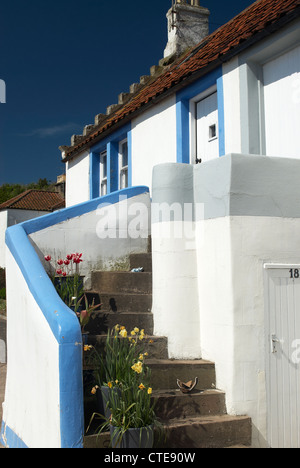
[131,330,136,336]
[139,354,144,361]
[119,328,127,338]
[108,381,113,388]
[147,387,152,395]
[131,361,143,374]
[84,345,92,352]
[134,327,139,333]
[91,385,99,395]
[138,383,145,390]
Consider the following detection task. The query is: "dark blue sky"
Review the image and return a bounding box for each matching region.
[0,0,254,185]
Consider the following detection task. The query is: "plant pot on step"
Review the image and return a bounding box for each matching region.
[96,386,122,420]
[110,425,154,449]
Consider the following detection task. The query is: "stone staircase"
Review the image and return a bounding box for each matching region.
[83,252,252,449]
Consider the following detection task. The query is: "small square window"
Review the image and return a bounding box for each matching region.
[209,124,217,140]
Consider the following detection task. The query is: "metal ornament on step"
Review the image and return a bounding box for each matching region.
[177,377,198,393]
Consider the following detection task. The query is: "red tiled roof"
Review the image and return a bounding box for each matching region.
[64,0,300,160]
[0,190,65,212]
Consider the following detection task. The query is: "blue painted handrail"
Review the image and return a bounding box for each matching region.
[2,186,149,448]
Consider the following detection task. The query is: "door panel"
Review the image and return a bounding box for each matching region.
[265,266,300,448]
[196,92,219,163]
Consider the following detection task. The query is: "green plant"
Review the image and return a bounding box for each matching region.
[88,326,162,447]
[94,326,147,389]
[77,294,100,333]
[0,287,6,300]
[44,253,84,312]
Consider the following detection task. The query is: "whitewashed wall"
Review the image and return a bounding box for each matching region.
[131,96,177,191]
[30,191,151,289]
[0,211,7,269]
[2,249,61,448]
[0,209,51,268]
[65,151,90,207]
[263,44,300,158]
[151,154,300,448]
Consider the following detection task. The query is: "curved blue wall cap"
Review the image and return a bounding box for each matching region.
[21,186,150,235]
[4,186,149,448]
[5,186,150,344]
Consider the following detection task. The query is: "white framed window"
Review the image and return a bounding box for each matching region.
[119,139,128,190]
[100,150,107,196]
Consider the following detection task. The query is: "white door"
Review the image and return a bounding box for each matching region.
[264,264,300,448]
[196,92,219,163]
[263,45,300,158]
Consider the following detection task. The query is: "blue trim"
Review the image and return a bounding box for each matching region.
[176,67,223,163]
[128,129,132,187]
[1,422,29,449]
[3,185,149,448]
[108,141,119,193]
[89,123,132,198]
[89,152,100,199]
[217,76,225,157]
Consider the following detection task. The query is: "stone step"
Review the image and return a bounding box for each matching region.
[147,359,216,391]
[88,335,169,360]
[85,291,152,313]
[85,311,154,335]
[83,414,252,449]
[157,414,252,449]
[153,389,226,420]
[91,271,152,294]
[129,252,152,272]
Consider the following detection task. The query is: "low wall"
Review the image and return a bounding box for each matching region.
[30,189,151,289]
[1,186,150,448]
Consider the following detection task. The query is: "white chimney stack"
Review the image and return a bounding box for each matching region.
[164,0,210,59]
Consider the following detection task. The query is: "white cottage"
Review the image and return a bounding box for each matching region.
[2,0,300,450]
[60,0,300,207]
[58,0,300,448]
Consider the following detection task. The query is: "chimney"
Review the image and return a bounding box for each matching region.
[164,0,210,59]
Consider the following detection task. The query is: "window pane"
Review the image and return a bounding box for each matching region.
[102,155,107,178]
[121,142,128,168]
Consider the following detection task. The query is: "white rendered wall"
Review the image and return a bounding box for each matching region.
[131,96,177,191]
[66,151,90,207]
[196,216,300,447]
[222,58,242,154]
[2,248,60,448]
[152,220,200,359]
[30,192,151,289]
[0,210,52,268]
[263,45,300,158]
[0,211,7,268]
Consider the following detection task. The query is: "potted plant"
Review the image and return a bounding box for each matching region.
[44,253,84,312]
[92,326,146,417]
[109,379,156,449]
[88,326,160,447]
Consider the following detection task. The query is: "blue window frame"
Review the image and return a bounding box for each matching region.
[176,66,225,164]
[89,123,132,199]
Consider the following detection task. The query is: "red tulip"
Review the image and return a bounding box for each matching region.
[44,255,51,262]
[56,269,62,275]
[57,259,64,266]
